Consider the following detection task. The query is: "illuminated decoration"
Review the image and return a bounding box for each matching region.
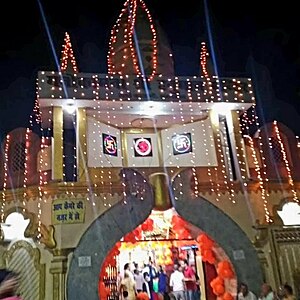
[200,112,220,201]
[245,135,271,222]
[134,137,152,157]
[107,0,158,81]
[172,133,192,155]
[1,135,10,222]
[273,121,298,202]
[60,32,78,73]
[240,105,256,134]
[22,128,30,208]
[200,42,209,77]
[214,116,235,203]
[102,133,118,156]
[240,104,272,221]
[37,136,46,239]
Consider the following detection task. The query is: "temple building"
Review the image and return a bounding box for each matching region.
[0,1,299,300]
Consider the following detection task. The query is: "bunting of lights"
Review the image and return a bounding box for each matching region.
[246,135,271,222]
[1,135,10,222]
[22,128,30,209]
[107,0,158,81]
[241,106,272,222]
[200,42,209,77]
[215,122,235,203]
[60,32,78,73]
[273,121,298,202]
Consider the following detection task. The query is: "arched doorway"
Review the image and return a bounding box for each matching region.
[67,169,263,299]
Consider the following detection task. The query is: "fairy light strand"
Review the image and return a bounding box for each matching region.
[200,42,209,77]
[273,120,298,202]
[107,0,158,81]
[1,135,10,222]
[60,32,78,73]
[246,135,271,222]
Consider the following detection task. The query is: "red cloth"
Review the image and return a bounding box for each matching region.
[184,266,197,291]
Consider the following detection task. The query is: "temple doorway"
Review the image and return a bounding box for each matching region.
[98,208,237,300]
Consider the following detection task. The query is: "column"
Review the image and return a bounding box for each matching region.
[50,249,73,300]
[76,108,87,182]
[52,107,64,181]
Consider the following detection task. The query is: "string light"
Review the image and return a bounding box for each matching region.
[107,0,158,81]
[245,135,271,222]
[22,128,30,209]
[200,42,209,77]
[273,120,298,202]
[1,135,10,222]
[60,32,78,73]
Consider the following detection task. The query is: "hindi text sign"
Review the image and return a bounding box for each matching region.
[52,199,85,224]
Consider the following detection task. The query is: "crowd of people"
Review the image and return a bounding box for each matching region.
[118,259,200,300]
[237,282,297,300]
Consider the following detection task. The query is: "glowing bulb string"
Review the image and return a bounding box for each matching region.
[1,135,10,223]
[241,106,272,222]
[245,135,271,223]
[273,121,298,202]
[108,0,158,81]
[60,32,78,73]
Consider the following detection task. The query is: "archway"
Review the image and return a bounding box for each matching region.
[67,169,263,299]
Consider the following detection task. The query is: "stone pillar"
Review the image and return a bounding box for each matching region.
[76,108,87,182]
[50,249,73,300]
[52,107,64,181]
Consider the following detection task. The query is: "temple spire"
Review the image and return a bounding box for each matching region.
[60,32,78,73]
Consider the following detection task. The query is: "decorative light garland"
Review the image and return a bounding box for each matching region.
[60,32,78,73]
[245,135,271,222]
[107,0,158,81]
[200,42,209,77]
[273,120,298,202]
[22,128,30,209]
[1,135,10,222]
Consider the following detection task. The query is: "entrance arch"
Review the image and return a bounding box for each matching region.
[67,169,263,299]
[172,169,263,295]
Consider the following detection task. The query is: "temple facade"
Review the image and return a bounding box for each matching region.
[0,1,299,300]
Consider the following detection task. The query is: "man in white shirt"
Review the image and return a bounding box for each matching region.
[258,283,274,300]
[169,264,185,300]
[238,282,257,300]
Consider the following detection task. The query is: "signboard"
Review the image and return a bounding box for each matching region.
[38,72,254,103]
[87,119,123,167]
[161,120,218,167]
[52,199,85,224]
[172,133,192,155]
[126,133,160,167]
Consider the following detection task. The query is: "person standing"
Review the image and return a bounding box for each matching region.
[169,264,185,300]
[120,271,136,300]
[181,260,197,300]
[238,282,257,300]
[158,265,169,300]
[134,269,144,294]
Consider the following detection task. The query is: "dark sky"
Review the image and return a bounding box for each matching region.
[0,0,300,138]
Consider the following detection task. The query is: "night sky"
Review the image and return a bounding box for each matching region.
[0,0,299,139]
